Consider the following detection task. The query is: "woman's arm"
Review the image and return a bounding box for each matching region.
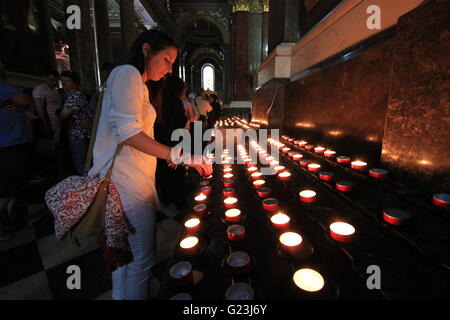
[123,131,171,160]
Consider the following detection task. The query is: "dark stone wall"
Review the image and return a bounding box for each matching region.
[381,0,450,193]
[232,11,250,100]
[253,0,450,193]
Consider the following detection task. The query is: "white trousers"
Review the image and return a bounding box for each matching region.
[112,193,157,300]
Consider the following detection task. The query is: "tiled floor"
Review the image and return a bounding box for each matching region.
[0,179,185,300]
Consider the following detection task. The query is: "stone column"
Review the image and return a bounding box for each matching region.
[119,0,137,58]
[268,0,285,54]
[231,1,249,101]
[35,0,57,72]
[94,0,113,71]
[284,0,300,42]
[63,0,97,91]
[262,0,269,60]
[223,44,232,104]
[248,0,264,90]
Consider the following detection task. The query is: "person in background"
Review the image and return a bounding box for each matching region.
[208,94,222,127]
[155,75,190,211]
[193,88,212,126]
[32,70,61,139]
[58,71,92,175]
[0,58,34,240]
[87,62,115,118]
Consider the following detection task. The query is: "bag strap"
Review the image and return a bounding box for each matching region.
[83,89,106,176]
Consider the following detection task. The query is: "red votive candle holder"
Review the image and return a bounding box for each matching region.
[253,179,266,189]
[223,180,234,188]
[223,188,236,197]
[383,208,411,226]
[314,147,325,154]
[262,198,279,212]
[278,171,291,181]
[329,222,355,244]
[179,236,200,255]
[288,138,295,143]
[223,173,234,180]
[293,154,303,161]
[248,166,258,174]
[223,167,233,174]
[251,172,263,180]
[193,204,207,215]
[200,186,212,196]
[184,218,201,233]
[257,187,271,198]
[336,181,354,192]
[300,159,312,167]
[299,141,308,147]
[336,156,351,164]
[227,224,246,242]
[307,163,321,173]
[351,161,367,171]
[299,190,317,203]
[369,168,388,180]
[270,212,291,229]
[224,197,238,209]
[324,150,336,158]
[288,151,297,158]
[305,144,314,150]
[274,166,286,174]
[194,193,208,204]
[225,208,242,222]
[269,160,280,167]
[199,180,210,187]
[294,140,302,146]
[279,232,303,253]
[432,194,450,210]
[319,171,335,181]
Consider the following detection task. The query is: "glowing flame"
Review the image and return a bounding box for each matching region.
[330,222,355,236]
[279,232,302,247]
[271,213,290,225]
[293,269,325,292]
[184,218,200,228]
[299,190,316,198]
[180,236,199,249]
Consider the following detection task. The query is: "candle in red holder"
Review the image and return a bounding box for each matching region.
[225,208,242,222]
[383,208,411,226]
[278,171,291,181]
[226,251,251,275]
[224,197,238,209]
[262,198,279,212]
[329,222,355,243]
[223,167,233,174]
[299,190,317,203]
[293,268,325,293]
[282,147,291,154]
[369,168,388,180]
[294,140,302,146]
[279,232,303,252]
[288,138,295,143]
[277,144,286,150]
[269,160,280,167]
[314,146,325,154]
[253,179,266,189]
[266,156,274,162]
[432,194,450,210]
[193,204,207,215]
[247,162,257,168]
[319,171,335,181]
[274,166,285,173]
[199,180,210,187]
[194,193,207,204]
[204,175,213,181]
[299,141,308,147]
[351,160,367,171]
[307,163,321,173]
[257,187,271,198]
[288,151,296,158]
[248,166,258,174]
[324,150,336,158]
[179,236,200,255]
[184,218,201,233]
[270,212,291,229]
[251,172,263,180]
[223,188,236,197]
[336,156,351,164]
[223,173,234,180]
[227,224,246,242]
[293,154,303,161]
[305,144,314,150]
[200,186,212,196]
[169,261,193,287]
[300,159,312,167]
[223,180,234,188]
[336,181,354,192]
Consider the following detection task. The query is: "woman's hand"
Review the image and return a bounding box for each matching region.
[188,162,213,177]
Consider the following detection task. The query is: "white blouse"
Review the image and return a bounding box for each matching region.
[88,64,159,209]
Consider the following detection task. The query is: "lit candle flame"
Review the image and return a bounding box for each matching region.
[184,218,200,228]
[225,209,241,218]
[180,236,199,249]
[299,190,316,198]
[293,268,325,292]
[271,213,290,225]
[279,232,302,247]
[330,222,355,235]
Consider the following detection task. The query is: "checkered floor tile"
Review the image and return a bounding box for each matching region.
[0,179,184,300]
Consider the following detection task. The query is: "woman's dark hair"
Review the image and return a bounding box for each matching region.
[124,29,176,75]
[210,94,218,102]
[60,70,80,85]
[162,74,185,99]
